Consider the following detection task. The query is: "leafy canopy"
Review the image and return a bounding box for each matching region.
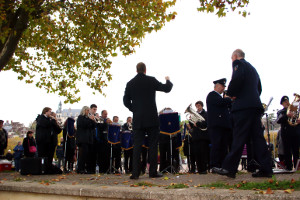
[0,0,248,103]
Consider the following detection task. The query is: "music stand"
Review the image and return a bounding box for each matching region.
[159,112,181,174]
[121,130,134,174]
[107,125,121,174]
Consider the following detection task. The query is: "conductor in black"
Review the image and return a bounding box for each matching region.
[123,62,173,179]
[213,49,272,178]
[206,78,232,169]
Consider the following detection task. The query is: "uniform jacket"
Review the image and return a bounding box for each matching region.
[35,114,57,144]
[206,91,232,129]
[76,115,96,145]
[227,59,264,113]
[123,73,173,129]
[276,108,297,134]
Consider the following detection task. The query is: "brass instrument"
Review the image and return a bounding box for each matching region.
[127,122,132,131]
[287,93,300,126]
[88,113,103,123]
[184,103,207,131]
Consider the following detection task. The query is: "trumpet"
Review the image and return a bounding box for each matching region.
[88,113,103,123]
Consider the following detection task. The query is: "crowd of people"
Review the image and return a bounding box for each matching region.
[0,49,299,179]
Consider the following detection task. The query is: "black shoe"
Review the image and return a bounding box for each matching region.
[76,170,85,174]
[86,171,95,174]
[149,172,163,178]
[130,175,139,180]
[252,171,273,178]
[198,170,207,174]
[212,167,236,178]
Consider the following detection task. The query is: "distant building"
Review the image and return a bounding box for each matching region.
[3,120,30,138]
[56,101,80,125]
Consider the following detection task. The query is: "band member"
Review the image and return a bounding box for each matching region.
[88,104,99,173]
[183,132,196,173]
[49,112,62,171]
[213,49,272,178]
[62,117,76,172]
[76,106,96,174]
[186,101,210,174]
[123,62,173,179]
[122,117,133,174]
[206,78,232,169]
[0,120,8,157]
[36,107,61,173]
[98,110,112,173]
[110,116,122,173]
[276,96,300,170]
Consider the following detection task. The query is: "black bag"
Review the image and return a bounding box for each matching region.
[20,157,48,175]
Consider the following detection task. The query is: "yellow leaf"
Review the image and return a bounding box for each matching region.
[163,176,169,180]
[284,189,293,194]
[72,182,78,185]
[210,187,215,190]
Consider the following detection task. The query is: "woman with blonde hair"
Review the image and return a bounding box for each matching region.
[76,106,96,174]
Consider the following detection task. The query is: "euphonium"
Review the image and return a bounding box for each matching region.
[184,103,207,131]
[287,93,300,126]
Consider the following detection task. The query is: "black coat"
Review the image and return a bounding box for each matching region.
[123,73,173,129]
[35,115,58,144]
[23,137,36,157]
[76,115,95,145]
[206,91,232,129]
[227,59,264,113]
[0,128,8,150]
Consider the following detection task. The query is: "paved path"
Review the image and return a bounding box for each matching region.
[0,171,299,199]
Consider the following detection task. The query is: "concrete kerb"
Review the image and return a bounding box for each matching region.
[1,181,300,200]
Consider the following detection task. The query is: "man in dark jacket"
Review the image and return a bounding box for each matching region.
[213,49,272,178]
[36,107,61,173]
[123,62,173,179]
[0,120,8,158]
[206,78,232,169]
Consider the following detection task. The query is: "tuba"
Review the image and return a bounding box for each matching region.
[184,103,207,131]
[287,93,300,126]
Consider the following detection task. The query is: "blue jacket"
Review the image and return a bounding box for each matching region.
[227,59,263,113]
[13,145,24,159]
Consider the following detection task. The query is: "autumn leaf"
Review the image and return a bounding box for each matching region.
[291,179,296,183]
[268,179,274,184]
[259,190,265,194]
[210,187,215,190]
[114,182,119,185]
[266,188,274,194]
[163,177,169,180]
[236,184,241,188]
[72,182,78,185]
[188,180,193,183]
[284,189,294,194]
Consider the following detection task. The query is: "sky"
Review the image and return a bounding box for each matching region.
[1,0,300,126]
